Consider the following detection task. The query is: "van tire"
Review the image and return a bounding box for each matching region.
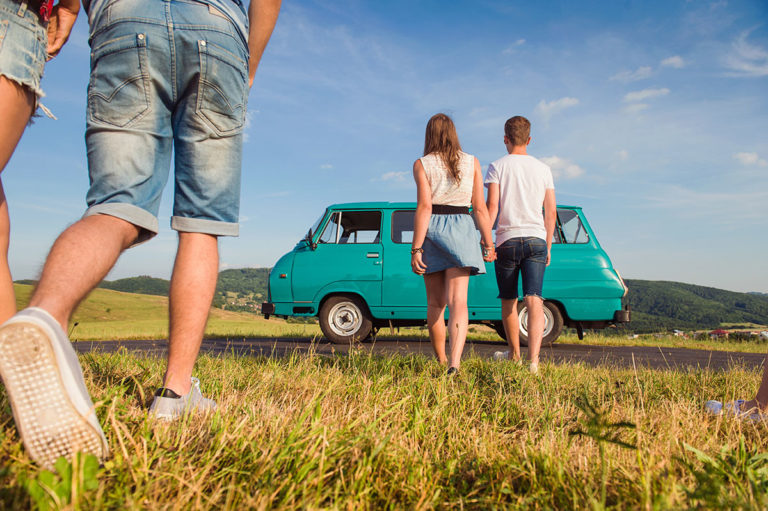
[319,295,373,344]
[491,301,564,347]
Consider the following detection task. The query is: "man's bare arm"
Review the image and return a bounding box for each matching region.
[486,183,499,227]
[46,0,79,59]
[247,0,281,87]
[543,188,556,266]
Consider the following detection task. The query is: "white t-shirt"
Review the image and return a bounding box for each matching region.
[484,154,555,245]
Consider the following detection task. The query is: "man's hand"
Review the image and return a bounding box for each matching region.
[47,0,80,60]
[546,248,551,267]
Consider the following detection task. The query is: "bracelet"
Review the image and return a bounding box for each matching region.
[411,247,423,255]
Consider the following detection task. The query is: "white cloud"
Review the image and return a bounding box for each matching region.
[534,97,579,121]
[661,55,685,68]
[734,152,768,167]
[320,163,333,169]
[623,103,649,114]
[617,150,629,160]
[609,66,653,82]
[502,39,526,54]
[380,171,409,182]
[623,87,670,102]
[724,30,768,77]
[540,156,585,179]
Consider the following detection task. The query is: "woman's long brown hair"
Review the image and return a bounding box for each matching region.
[423,113,462,183]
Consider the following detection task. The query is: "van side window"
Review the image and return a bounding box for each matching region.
[391,211,415,244]
[320,211,382,244]
[557,209,589,244]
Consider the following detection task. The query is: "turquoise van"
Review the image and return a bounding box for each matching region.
[261,202,630,345]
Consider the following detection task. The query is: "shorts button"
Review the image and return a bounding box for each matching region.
[200,40,206,46]
[138,34,144,39]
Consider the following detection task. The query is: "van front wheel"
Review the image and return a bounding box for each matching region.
[319,296,373,344]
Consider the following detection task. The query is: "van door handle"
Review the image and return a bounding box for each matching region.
[366,252,380,258]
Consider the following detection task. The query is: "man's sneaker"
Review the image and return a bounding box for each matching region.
[529,362,539,375]
[0,308,109,470]
[148,377,216,420]
[705,399,766,421]
[493,350,509,360]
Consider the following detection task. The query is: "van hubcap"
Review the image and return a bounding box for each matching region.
[519,305,554,339]
[328,302,363,337]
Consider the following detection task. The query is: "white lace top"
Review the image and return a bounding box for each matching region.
[420,151,475,207]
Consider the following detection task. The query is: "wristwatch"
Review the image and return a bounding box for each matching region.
[411,247,423,255]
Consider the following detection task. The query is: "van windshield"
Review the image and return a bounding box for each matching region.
[305,212,326,241]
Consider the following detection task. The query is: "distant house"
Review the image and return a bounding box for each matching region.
[672,329,686,337]
[710,329,729,339]
[761,331,768,340]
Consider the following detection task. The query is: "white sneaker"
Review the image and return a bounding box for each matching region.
[493,350,509,360]
[529,362,539,375]
[0,308,109,470]
[149,377,216,420]
[705,399,765,421]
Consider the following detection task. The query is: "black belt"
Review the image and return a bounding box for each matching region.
[432,204,470,215]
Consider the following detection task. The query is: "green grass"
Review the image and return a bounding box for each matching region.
[2,350,768,509]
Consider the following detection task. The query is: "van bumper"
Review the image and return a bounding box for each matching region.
[613,306,631,323]
[261,302,275,319]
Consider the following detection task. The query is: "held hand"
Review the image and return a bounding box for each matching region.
[411,252,427,275]
[47,0,80,60]
[481,243,496,262]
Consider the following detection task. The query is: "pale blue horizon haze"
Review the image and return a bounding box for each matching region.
[5,0,768,292]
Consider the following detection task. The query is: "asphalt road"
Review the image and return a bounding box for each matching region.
[71,337,767,372]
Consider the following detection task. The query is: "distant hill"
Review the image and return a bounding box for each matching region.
[99,275,169,296]
[624,279,768,332]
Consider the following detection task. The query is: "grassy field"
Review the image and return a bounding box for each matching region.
[14,284,768,355]
[1,349,767,509]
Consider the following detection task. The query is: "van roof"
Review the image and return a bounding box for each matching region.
[327,202,582,210]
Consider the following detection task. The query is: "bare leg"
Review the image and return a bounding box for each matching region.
[525,295,545,364]
[744,354,768,412]
[445,267,470,369]
[0,184,15,324]
[501,298,521,361]
[162,232,219,395]
[0,77,36,323]
[29,215,139,328]
[424,271,448,364]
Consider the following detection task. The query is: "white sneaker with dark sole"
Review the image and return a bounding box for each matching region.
[148,377,216,420]
[0,308,109,470]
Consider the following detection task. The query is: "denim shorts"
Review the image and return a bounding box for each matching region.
[83,0,249,244]
[494,236,547,300]
[0,0,47,101]
[423,213,485,275]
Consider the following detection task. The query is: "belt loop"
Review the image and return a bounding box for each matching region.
[17,1,28,17]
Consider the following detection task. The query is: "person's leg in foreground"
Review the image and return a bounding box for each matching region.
[706,353,768,419]
[445,267,470,371]
[519,238,549,374]
[424,271,448,365]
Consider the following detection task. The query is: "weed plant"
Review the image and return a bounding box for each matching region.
[1,349,767,509]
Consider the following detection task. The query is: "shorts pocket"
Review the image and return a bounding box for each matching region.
[88,33,150,127]
[525,238,548,262]
[196,39,247,135]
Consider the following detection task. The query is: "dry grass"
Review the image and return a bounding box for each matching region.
[1,349,767,509]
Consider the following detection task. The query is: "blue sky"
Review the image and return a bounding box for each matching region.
[5,0,768,292]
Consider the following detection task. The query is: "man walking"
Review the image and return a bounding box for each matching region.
[485,116,556,374]
[0,0,281,469]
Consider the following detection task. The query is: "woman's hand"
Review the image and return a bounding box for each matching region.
[482,243,496,262]
[411,251,427,274]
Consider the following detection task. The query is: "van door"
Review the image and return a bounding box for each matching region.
[291,210,383,307]
[381,210,427,316]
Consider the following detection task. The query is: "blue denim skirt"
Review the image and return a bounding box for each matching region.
[423,213,485,275]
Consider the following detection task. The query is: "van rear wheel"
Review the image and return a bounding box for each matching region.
[319,295,373,344]
[491,301,564,347]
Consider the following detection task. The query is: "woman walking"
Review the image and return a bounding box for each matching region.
[411,113,495,374]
